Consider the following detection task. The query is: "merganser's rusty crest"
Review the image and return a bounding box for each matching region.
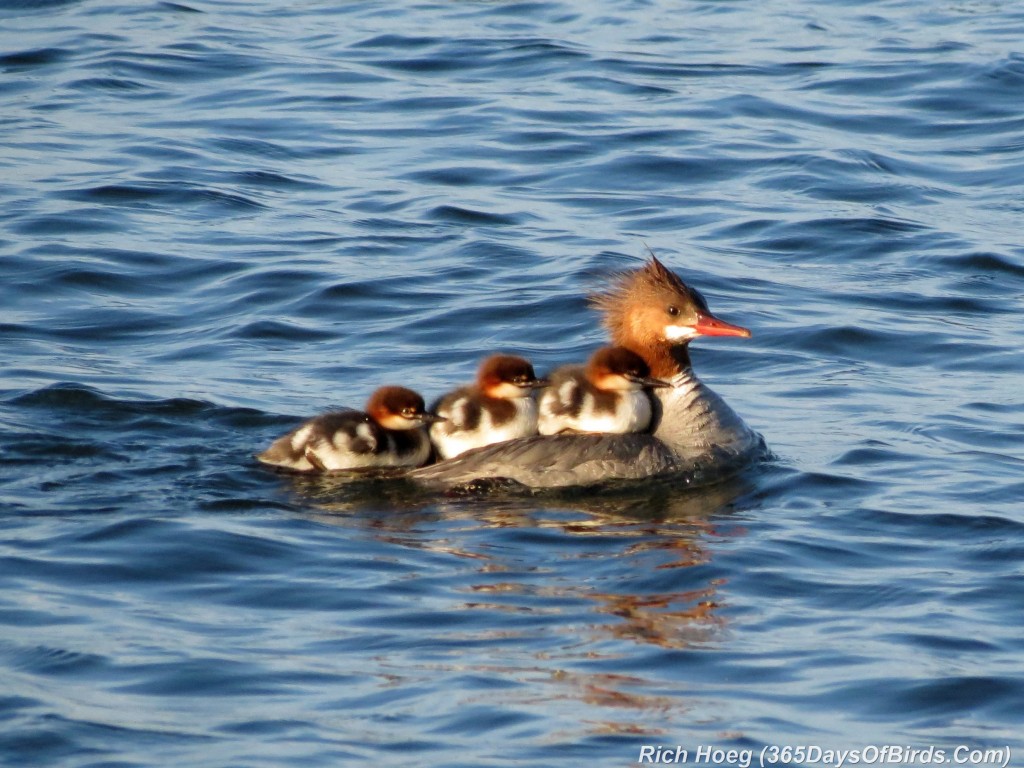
[408,257,762,490]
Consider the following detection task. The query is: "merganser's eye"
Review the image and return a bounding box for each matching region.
[667,305,680,317]
[402,408,416,417]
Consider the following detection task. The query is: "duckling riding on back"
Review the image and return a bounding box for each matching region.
[408,257,761,490]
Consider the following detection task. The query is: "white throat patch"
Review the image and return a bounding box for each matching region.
[664,324,698,341]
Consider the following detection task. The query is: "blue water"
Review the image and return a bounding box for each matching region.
[2,1,1023,765]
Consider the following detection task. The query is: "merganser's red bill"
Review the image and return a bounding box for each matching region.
[694,312,751,338]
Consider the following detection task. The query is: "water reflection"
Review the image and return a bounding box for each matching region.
[270,471,755,733]
[279,468,754,523]
[594,585,725,648]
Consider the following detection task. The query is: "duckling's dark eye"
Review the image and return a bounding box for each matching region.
[402,408,416,417]
[667,305,680,317]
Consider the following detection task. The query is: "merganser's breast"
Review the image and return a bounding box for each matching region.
[650,370,757,461]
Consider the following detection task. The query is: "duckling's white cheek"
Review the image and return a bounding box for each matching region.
[665,325,698,341]
[490,382,524,399]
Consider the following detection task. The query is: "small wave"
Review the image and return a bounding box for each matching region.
[839,675,1023,721]
[233,319,336,342]
[5,382,268,431]
[0,47,71,70]
[941,250,1024,279]
[426,205,525,226]
[11,212,120,236]
[68,76,151,92]
[61,183,265,212]
[157,1,202,12]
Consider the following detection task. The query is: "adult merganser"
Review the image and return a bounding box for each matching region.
[257,386,443,472]
[408,257,760,489]
[538,346,669,435]
[430,354,547,459]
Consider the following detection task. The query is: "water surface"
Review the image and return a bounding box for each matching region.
[2,1,1023,765]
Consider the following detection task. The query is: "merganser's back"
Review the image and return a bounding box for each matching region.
[408,257,761,489]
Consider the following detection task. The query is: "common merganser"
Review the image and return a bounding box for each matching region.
[408,257,760,489]
[429,354,547,459]
[257,386,443,472]
[538,346,669,435]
